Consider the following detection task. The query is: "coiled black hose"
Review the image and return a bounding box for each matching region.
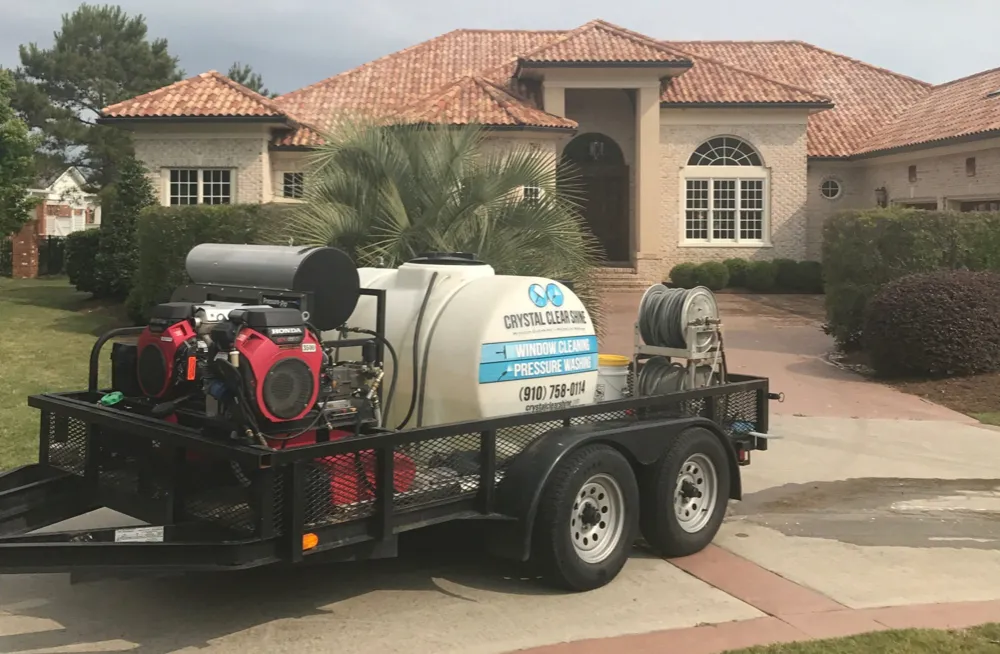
[637,356,686,395]
[638,285,689,348]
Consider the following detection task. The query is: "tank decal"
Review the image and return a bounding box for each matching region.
[478,355,598,383]
[480,335,598,364]
[478,335,599,384]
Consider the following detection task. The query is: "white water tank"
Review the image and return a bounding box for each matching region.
[329,255,599,428]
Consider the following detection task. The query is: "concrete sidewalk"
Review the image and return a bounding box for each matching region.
[518,546,1000,654]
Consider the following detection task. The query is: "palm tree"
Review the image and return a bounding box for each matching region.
[278,120,605,332]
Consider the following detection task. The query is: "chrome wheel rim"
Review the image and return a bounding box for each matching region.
[674,453,718,533]
[570,473,625,564]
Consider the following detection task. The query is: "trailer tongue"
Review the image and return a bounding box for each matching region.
[0,246,778,591]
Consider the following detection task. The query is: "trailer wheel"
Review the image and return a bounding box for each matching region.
[640,427,730,557]
[532,445,639,591]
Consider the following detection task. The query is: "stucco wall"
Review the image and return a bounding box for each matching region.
[131,125,272,205]
[657,112,810,278]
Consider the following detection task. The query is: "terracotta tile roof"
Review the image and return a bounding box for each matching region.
[666,41,931,157]
[660,50,832,106]
[101,70,289,119]
[272,29,559,132]
[107,22,952,159]
[517,19,688,65]
[857,67,1000,155]
[394,76,576,129]
[272,123,325,148]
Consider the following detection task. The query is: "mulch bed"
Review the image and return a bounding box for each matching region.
[829,349,1000,417]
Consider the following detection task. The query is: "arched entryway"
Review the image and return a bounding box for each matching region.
[560,133,630,263]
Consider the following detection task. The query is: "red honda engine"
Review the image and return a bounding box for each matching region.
[228,307,323,423]
[136,302,199,399]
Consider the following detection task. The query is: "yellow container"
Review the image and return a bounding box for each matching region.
[596,354,630,401]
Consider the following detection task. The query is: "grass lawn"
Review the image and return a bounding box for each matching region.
[0,277,128,469]
[729,623,1000,653]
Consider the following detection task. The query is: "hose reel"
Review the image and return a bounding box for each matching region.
[633,284,725,397]
[638,284,720,352]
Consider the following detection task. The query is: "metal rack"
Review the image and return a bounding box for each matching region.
[632,317,726,395]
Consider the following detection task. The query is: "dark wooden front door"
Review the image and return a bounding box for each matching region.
[561,133,631,264]
[579,168,629,262]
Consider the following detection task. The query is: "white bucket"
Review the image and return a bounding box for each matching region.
[595,354,630,402]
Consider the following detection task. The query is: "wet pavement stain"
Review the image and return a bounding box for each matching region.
[728,478,1000,550]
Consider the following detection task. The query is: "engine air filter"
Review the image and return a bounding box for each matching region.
[138,345,168,397]
[262,358,315,420]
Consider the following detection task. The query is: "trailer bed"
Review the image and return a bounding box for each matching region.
[0,376,770,575]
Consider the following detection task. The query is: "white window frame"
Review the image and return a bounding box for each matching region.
[820,178,842,201]
[165,168,234,206]
[281,172,306,200]
[679,166,771,247]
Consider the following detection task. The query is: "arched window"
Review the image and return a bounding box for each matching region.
[687,136,762,166]
[682,136,768,245]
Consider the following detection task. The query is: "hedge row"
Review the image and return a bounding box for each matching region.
[822,208,1000,349]
[668,257,823,293]
[125,203,293,323]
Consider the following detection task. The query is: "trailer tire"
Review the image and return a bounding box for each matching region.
[532,444,639,592]
[640,427,730,557]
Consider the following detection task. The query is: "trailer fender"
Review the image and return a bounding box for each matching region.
[488,417,741,562]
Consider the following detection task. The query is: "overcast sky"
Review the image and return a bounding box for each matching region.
[2,0,998,95]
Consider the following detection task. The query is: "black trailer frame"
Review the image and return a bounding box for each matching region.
[0,375,772,575]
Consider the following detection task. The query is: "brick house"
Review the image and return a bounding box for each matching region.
[98,19,1000,286]
[9,167,101,279]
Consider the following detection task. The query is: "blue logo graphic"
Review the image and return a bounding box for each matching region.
[546,283,564,307]
[528,283,547,307]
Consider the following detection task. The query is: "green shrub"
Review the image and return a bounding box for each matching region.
[669,262,699,289]
[93,157,157,299]
[863,270,1000,378]
[773,258,798,292]
[126,204,290,323]
[64,229,101,293]
[745,260,778,292]
[823,207,1000,349]
[695,261,729,290]
[723,258,750,287]
[795,261,824,293]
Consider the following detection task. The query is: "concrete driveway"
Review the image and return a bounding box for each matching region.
[600,291,974,422]
[1,292,998,653]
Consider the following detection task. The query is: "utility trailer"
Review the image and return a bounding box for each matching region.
[0,244,779,591]
[0,341,775,592]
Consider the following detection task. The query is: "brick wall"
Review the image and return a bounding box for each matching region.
[657,119,810,280]
[11,208,44,279]
[860,144,1000,208]
[805,162,869,260]
[133,132,271,204]
[805,141,1000,259]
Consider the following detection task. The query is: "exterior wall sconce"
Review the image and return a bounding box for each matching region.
[875,186,888,208]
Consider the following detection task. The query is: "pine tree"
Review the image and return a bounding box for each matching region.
[93,156,156,298]
[227,62,275,98]
[12,4,182,187]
